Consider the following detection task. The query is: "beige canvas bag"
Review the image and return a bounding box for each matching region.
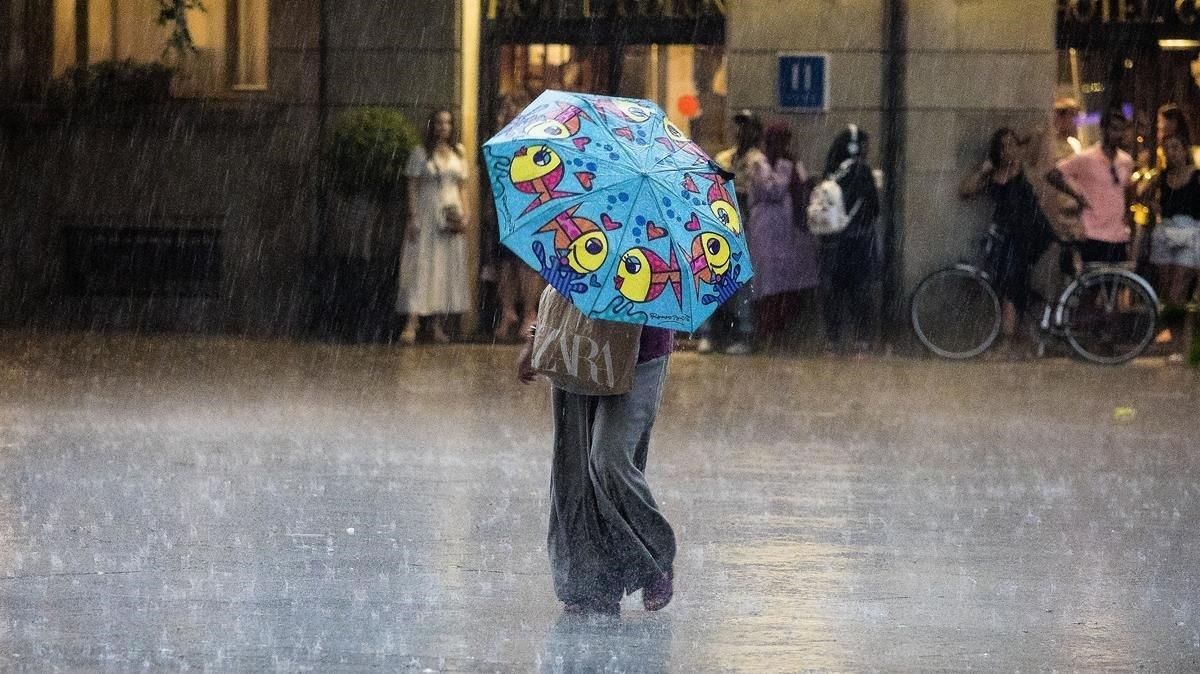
[531,286,642,396]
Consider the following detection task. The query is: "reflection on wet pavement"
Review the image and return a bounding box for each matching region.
[0,333,1197,670]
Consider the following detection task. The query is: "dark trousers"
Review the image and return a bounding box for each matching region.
[548,356,675,604]
[1078,239,1128,265]
[820,234,878,345]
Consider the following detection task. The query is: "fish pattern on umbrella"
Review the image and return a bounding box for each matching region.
[483,90,754,332]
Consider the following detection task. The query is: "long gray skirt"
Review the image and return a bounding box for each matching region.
[548,355,676,604]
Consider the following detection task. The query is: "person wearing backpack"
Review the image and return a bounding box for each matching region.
[745,120,820,345]
[813,124,881,356]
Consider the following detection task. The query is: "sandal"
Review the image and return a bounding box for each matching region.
[642,571,673,612]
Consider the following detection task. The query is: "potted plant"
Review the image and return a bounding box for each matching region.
[48,60,174,112]
[312,107,419,341]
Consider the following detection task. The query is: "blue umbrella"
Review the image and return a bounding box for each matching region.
[482,90,753,332]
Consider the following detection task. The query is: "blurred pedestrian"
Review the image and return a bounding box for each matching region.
[746,120,819,345]
[1151,134,1200,307]
[487,95,545,341]
[516,320,676,615]
[698,109,762,355]
[398,109,471,345]
[1047,107,1134,265]
[959,127,1056,355]
[1053,97,1083,161]
[817,124,880,357]
[1157,104,1200,168]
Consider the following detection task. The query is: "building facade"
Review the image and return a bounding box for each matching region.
[6,2,1151,339]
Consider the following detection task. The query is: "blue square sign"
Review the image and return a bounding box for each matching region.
[778,53,829,112]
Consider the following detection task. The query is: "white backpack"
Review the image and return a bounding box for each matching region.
[807,125,864,236]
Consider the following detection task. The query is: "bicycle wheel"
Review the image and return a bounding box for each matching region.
[1061,270,1158,365]
[911,266,1002,359]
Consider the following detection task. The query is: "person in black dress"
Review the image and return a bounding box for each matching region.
[1151,134,1200,306]
[959,127,1056,354]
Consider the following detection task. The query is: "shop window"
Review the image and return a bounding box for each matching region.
[494,43,726,153]
[231,0,268,90]
[36,0,268,97]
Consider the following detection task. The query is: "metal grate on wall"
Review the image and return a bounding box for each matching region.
[61,226,223,298]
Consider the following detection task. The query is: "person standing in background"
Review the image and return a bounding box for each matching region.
[487,95,546,342]
[699,109,763,355]
[1157,104,1200,169]
[1053,98,1083,162]
[959,127,1056,356]
[1047,108,1134,265]
[744,120,819,346]
[818,124,881,357]
[397,110,471,345]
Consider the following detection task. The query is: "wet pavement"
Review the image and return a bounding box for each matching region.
[0,331,1197,671]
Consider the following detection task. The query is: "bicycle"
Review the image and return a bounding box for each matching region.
[911,230,1159,364]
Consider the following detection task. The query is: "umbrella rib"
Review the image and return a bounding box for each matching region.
[496,177,642,248]
[573,93,653,174]
[642,173,696,331]
[582,175,651,321]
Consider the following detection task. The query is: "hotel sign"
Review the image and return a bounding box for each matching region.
[1058,0,1200,24]
[487,0,727,20]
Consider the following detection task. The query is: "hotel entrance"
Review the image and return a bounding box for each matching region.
[1057,1,1200,151]
[480,1,728,154]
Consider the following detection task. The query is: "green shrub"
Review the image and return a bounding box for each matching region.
[48,59,174,109]
[325,107,419,202]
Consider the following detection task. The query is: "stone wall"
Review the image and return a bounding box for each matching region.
[901,0,1057,292]
[726,0,885,175]
[0,0,474,338]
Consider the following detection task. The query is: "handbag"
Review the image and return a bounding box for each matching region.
[530,286,642,396]
[438,202,464,233]
[1160,215,1198,249]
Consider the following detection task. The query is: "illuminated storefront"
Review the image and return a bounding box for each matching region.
[481,0,728,153]
[1057,0,1200,148]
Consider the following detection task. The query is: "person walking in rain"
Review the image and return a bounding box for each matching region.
[516,320,676,615]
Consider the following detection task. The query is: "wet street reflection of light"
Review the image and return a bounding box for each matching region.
[0,334,1197,670]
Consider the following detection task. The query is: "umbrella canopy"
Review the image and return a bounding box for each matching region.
[482,90,753,333]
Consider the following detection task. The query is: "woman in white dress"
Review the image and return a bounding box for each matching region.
[398,110,471,345]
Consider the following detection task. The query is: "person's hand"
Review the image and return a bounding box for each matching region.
[1075,194,1091,211]
[516,336,537,385]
